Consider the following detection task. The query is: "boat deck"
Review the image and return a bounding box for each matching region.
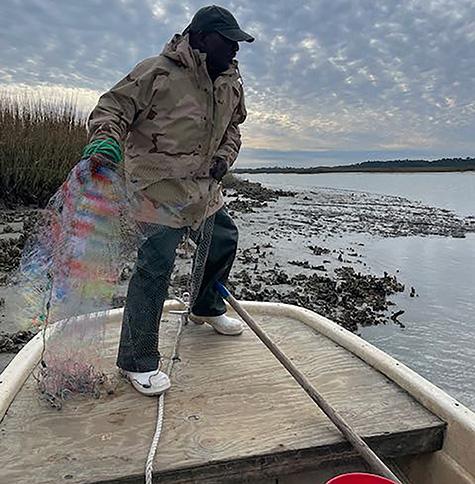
[0,307,445,483]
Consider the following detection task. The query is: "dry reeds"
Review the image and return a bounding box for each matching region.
[0,91,88,207]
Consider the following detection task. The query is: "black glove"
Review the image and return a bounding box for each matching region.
[209,157,228,182]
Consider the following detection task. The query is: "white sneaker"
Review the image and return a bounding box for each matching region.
[190,313,244,336]
[123,368,171,396]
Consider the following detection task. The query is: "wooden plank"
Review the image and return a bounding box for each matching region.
[257,313,444,445]
[0,311,445,484]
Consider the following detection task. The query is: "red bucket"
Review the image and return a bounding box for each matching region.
[326,473,398,484]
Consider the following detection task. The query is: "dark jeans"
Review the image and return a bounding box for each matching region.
[117,208,238,372]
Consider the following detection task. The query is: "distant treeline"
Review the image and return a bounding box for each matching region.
[234,158,475,174]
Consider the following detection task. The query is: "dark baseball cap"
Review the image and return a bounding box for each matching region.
[183,5,255,43]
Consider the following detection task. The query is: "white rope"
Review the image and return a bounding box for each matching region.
[144,310,187,484]
[145,392,165,484]
[144,185,217,483]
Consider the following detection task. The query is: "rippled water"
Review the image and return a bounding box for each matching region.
[244,172,475,409]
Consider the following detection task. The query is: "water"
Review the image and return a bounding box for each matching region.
[245,172,475,216]
[244,172,475,409]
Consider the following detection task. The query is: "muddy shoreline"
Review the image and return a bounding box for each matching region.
[1,175,474,370]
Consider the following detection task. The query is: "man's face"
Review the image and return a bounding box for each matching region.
[201,32,239,73]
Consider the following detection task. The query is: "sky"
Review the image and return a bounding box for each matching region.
[1,0,474,167]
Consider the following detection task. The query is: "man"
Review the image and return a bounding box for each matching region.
[84,6,254,396]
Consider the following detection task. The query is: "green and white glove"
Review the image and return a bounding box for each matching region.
[82,137,123,165]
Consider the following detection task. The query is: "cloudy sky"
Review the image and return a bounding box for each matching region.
[1,0,474,166]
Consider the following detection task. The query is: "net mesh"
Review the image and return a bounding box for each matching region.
[12,156,133,406]
[11,155,220,408]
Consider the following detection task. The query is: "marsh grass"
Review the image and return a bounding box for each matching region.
[0,92,88,207]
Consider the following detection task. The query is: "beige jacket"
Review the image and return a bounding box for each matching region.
[87,34,247,228]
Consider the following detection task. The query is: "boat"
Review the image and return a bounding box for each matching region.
[0,301,474,483]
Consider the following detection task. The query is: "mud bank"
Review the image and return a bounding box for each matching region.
[1,177,473,365]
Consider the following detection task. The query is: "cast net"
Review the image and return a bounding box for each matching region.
[11,156,132,406]
[11,155,217,408]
